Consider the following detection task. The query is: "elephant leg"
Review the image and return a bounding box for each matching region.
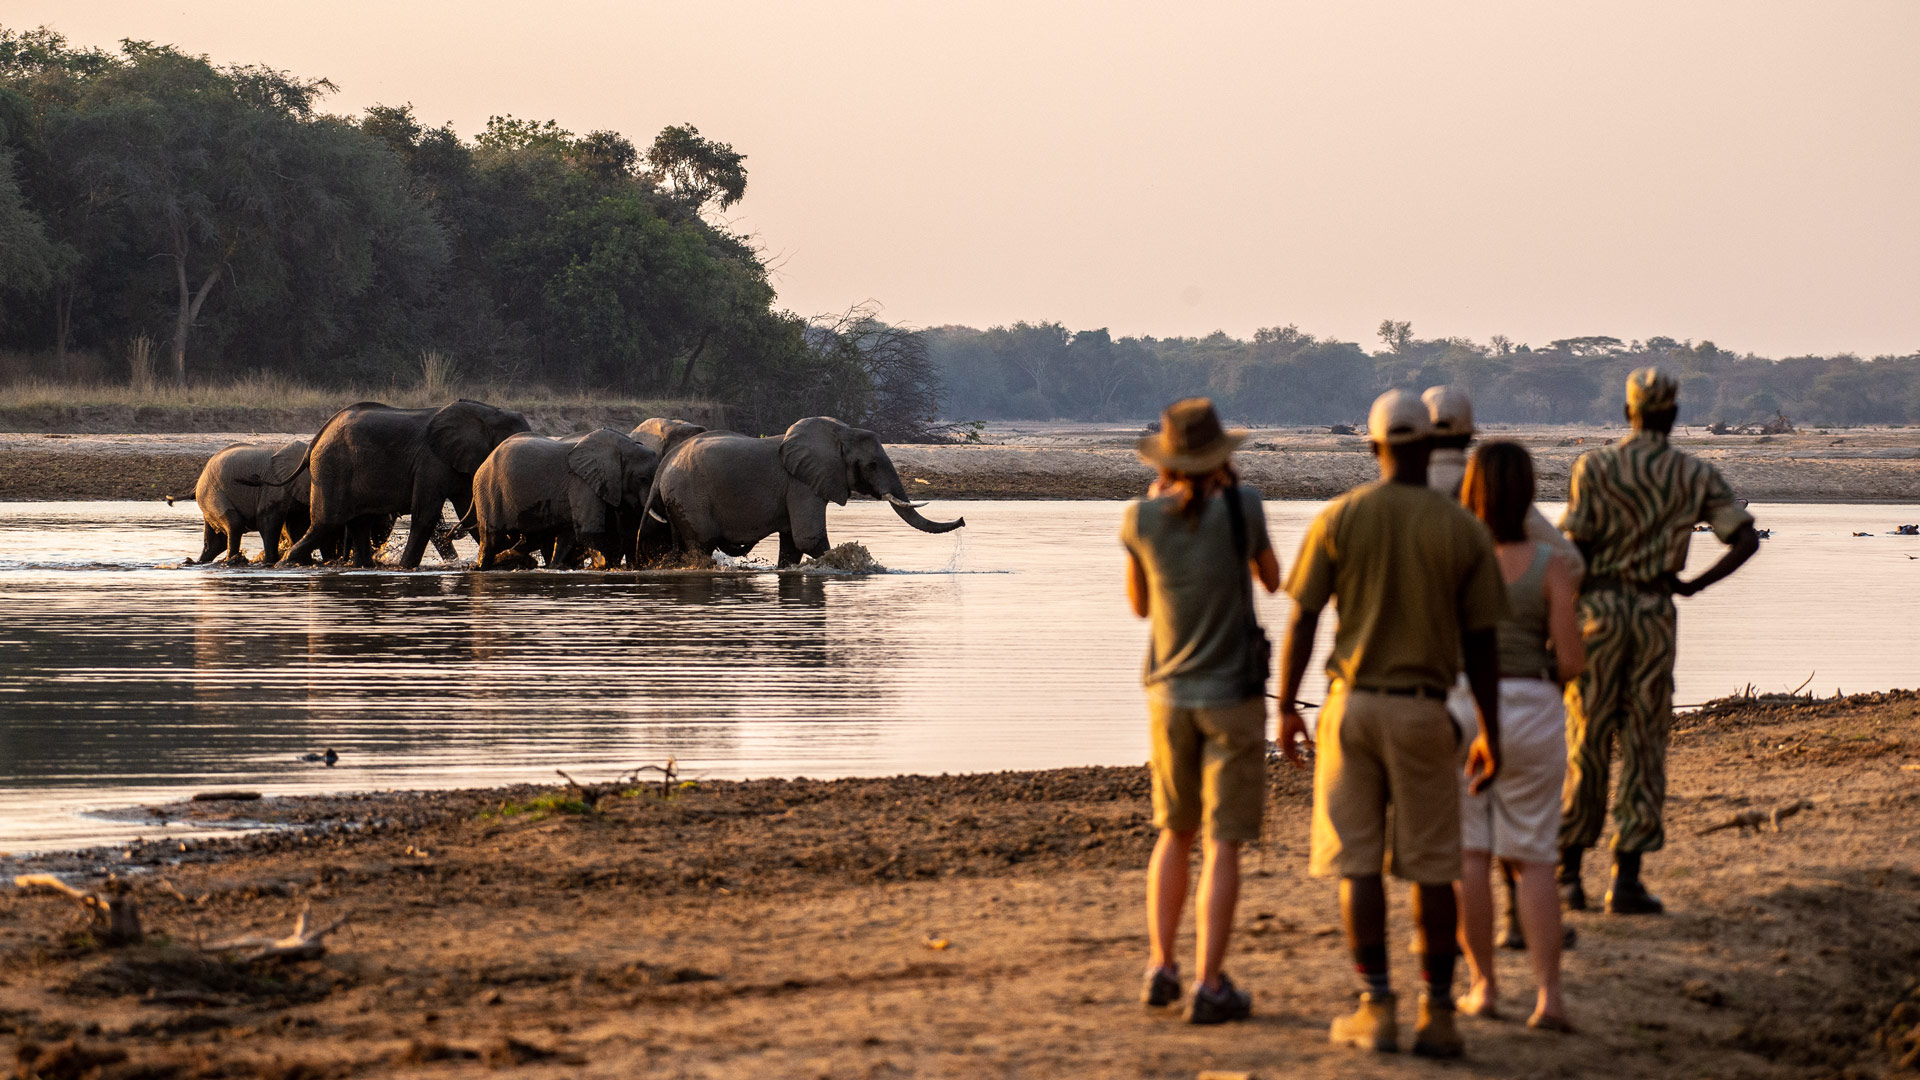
[258,513,286,566]
[778,532,802,568]
[397,495,442,570]
[476,528,502,571]
[551,536,577,569]
[282,520,341,567]
[347,519,377,568]
[220,513,248,563]
[193,523,222,565]
[786,489,831,564]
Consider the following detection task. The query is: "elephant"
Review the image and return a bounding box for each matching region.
[629,417,708,562]
[470,428,660,570]
[266,400,531,568]
[630,417,708,458]
[645,415,964,567]
[169,440,312,564]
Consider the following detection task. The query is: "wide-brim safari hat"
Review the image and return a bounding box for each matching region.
[1136,397,1249,474]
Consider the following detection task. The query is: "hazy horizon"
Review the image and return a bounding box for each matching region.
[11,1,1919,358]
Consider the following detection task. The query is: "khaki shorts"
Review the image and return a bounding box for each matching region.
[1309,684,1462,884]
[1148,696,1267,842]
[1460,678,1568,865]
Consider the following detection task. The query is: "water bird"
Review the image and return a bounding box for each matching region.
[298,748,339,767]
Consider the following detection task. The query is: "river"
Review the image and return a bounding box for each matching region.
[0,499,1914,854]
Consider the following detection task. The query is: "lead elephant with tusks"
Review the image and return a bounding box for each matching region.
[259,400,531,568]
[470,429,660,570]
[644,416,964,567]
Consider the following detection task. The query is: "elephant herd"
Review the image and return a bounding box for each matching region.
[174,399,965,571]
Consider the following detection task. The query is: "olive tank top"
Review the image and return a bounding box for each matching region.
[1497,542,1556,679]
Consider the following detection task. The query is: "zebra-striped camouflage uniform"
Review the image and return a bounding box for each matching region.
[1555,368,1754,914]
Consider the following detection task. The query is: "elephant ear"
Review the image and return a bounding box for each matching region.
[270,439,308,476]
[780,416,851,506]
[426,400,499,474]
[567,429,629,505]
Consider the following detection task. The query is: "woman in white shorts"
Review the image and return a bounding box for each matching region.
[1454,442,1583,1031]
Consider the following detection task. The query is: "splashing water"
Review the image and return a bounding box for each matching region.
[808,541,883,573]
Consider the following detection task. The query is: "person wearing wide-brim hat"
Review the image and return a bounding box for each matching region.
[1122,397,1279,1025]
[1273,388,1509,1058]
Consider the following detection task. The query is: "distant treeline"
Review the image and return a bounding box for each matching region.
[0,27,941,439]
[930,322,1920,429]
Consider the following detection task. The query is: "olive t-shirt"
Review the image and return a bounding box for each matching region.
[1120,485,1273,707]
[1285,479,1507,694]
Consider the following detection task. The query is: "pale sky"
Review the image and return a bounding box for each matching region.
[16,2,1920,357]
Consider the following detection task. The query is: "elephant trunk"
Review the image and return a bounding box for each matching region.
[879,489,964,534]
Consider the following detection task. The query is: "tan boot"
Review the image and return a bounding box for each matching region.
[1329,991,1398,1052]
[1412,993,1465,1059]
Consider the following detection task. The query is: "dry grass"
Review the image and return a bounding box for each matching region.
[0,367,711,416]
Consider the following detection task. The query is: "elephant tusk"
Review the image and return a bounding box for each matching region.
[648,508,669,523]
[883,493,929,509]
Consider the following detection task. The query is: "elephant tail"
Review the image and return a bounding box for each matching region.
[163,493,191,507]
[452,503,478,539]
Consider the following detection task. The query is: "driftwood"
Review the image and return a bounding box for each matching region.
[1697,798,1814,837]
[556,758,681,808]
[203,905,349,963]
[13,873,143,944]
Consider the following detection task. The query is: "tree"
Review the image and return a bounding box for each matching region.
[1377,319,1413,354]
[62,43,349,382]
[644,123,745,215]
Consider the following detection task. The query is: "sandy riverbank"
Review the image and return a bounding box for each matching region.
[3,691,1917,1078]
[5,424,1920,503]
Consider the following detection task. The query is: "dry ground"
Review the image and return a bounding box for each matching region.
[3,693,1918,1078]
[7,423,1920,502]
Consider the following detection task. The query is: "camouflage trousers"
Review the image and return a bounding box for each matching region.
[1559,588,1677,854]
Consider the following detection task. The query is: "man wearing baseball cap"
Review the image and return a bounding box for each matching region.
[1423,384,1583,952]
[1276,388,1507,1058]
[1423,385,1583,580]
[1556,368,1758,914]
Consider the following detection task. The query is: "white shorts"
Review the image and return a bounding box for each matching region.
[1454,677,1568,865]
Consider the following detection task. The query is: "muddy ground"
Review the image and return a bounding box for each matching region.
[6,424,1920,503]
[3,692,1918,1078]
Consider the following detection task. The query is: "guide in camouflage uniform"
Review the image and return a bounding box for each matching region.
[1556,368,1760,914]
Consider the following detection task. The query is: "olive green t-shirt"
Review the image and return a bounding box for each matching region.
[1120,485,1273,707]
[1285,479,1507,694]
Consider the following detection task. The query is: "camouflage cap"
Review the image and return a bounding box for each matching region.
[1626,367,1679,415]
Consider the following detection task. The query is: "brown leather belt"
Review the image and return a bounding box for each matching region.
[1353,684,1448,701]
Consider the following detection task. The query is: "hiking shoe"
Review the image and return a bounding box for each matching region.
[1605,880,1665,915]
[1185,974,1252,1024]
[1141,966,1181,1008]
[1412,993,1465,1059]
[1329,991,1398,1052]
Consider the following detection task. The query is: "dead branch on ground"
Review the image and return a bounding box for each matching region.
[13,873,143,944]
[203,904,348,963]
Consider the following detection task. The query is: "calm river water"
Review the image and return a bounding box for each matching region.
[1,499,1915,854]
